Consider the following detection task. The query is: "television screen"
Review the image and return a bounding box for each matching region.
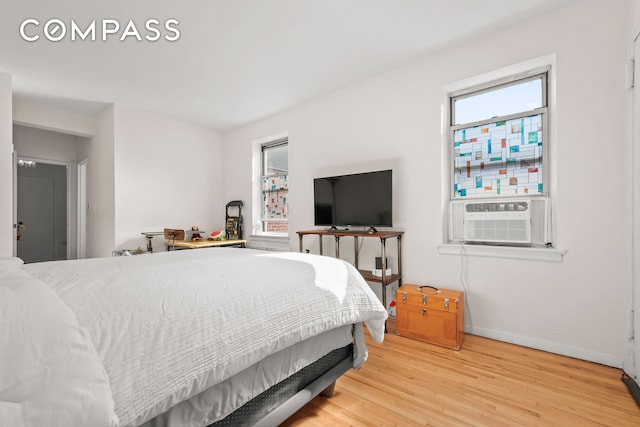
[314,169,392,228]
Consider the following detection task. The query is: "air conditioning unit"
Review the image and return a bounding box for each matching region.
[449,197,551,246]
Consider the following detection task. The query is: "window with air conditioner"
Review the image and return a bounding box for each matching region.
[447,68,551,247]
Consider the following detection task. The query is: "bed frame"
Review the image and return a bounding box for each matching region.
[210,344,353,426]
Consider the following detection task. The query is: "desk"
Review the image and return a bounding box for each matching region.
[167,239,247,250]
[296,229,403,331]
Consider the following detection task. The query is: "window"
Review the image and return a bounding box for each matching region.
[441,59,560,256]
[260,139,288,233]
[450,72,548,199]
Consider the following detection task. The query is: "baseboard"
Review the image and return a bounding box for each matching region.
[469,326,623,368]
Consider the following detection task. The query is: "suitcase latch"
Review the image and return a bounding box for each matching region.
[402,291,407,303]
[422,295,427,305]
[422,308,427,316]
[444,298,450,311]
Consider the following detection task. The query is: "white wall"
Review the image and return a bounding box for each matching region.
[13,125,81,160]
[77,107,115,258]
[13,125,81,258]
[12,98,97,137]
[632,1,640,32]
[0,72,12,257]
[112,106,224,252]
[222,0,632,366]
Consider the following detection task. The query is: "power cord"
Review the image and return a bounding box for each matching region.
[460,242,474,333]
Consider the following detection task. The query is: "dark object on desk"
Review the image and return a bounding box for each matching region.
[375,257,388,269]
[226,200,244,240]
[191,226,203,241]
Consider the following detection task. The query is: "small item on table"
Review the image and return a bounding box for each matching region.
[208,230,225,241]
[191,226,203,241]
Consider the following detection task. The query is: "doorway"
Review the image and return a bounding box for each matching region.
[16,158,69,263]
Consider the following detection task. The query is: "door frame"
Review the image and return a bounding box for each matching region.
[14,155,72,260]
[77,157,87,259]
[625,27,640,388]
[12,149,17,257]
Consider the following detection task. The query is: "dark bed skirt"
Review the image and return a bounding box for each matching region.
[210,343,353,427]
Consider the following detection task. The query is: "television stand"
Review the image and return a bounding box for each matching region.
[296,229,403,332]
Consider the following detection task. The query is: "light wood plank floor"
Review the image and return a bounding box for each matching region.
[282,332,640,426]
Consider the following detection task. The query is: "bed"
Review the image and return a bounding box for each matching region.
[0,248,387,427]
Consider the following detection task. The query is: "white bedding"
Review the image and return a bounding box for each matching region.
[0,258,118,427]
[20,248,387,426]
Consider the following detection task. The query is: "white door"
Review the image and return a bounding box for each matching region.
[625,33,640,389]
[16,161,68,263]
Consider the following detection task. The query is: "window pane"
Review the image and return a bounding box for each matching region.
[261,141,288,233]
[453,78,542,125]
[453,114,543,198]
[263,144,288,175]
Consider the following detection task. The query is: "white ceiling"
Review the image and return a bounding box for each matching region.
[0,0,569,132]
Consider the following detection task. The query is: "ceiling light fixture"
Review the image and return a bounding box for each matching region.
[18,159,37,168]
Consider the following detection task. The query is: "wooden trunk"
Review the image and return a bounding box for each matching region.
[396,284,464,350]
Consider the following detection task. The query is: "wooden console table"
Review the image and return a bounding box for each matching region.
[167,239,246,250]
[296,229,403,318]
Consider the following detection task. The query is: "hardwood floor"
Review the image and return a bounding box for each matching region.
[282,332,640,426]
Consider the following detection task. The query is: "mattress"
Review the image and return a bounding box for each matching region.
[19,248,387,426]
[142,325,354,427]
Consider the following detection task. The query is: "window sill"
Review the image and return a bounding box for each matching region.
[247,234,290,252]
[438,243,565,262]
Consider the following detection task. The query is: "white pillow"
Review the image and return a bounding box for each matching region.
[0,268,118,427]
[0,257,24,279]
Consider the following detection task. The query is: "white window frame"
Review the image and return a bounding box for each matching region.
[251,132,289,236]
[450,71,549,200]
[438,55,564,261]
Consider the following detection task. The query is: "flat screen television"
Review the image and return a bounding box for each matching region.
[314,169,392,230]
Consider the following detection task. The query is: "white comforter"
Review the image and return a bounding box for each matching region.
[0,258,118,427]
[11,248,387,426]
